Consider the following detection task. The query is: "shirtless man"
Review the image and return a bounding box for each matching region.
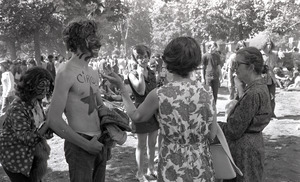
[47,19,107,182]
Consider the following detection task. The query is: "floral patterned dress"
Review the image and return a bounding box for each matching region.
[156,80,215,182]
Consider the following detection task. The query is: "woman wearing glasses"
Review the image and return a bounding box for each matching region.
[127,45,159,182]
[219,47,272,182]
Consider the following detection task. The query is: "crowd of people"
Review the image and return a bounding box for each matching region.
[0,18,299,182]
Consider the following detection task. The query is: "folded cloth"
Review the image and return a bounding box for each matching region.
[98,105,131,146]
[98,105,131,132]
[105,125,127,145]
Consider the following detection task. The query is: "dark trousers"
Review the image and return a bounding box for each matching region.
[206,78,220,104]
[3,167,31,182]
[64,134,108,182]
[267,81,276,117]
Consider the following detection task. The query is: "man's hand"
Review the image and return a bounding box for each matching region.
[87,136,104,155]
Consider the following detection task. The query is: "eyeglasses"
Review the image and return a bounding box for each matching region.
[237,62,249,67]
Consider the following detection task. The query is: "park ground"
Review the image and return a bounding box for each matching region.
[0,82,300,182]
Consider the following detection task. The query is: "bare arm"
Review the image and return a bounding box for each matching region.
[47,67,103,154]
[128,66,146,95]
[103,72,159,123]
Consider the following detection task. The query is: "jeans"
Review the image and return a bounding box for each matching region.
[205,78,220,104]
[64,135,108,182]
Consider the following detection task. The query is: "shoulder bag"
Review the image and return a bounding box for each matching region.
[210,124,243,179]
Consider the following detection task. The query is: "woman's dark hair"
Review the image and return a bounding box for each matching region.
[62,18,100,53]
[16,67,54,105]
[162,37,201,77]
[132,45,151,64]
[236,47,265,74]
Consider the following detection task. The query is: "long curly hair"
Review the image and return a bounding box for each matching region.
[16,67,54,105]
[62,18,101,54]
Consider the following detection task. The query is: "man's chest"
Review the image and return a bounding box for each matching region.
[72,70,99,96]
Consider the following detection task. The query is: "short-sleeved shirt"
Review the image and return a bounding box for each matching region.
[202,51,222,79]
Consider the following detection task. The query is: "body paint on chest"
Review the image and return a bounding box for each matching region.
[77,71,97,86]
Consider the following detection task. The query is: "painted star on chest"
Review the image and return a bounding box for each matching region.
[81,86,97,115]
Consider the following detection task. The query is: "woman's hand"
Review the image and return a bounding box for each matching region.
[137,64,145,75]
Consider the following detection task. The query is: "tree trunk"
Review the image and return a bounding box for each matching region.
[238,20,243,40]
[34,29,42,66]
[7,40,17,60]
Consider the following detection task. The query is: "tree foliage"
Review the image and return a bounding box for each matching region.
[1,0,300,60]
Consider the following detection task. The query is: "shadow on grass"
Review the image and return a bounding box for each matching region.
[263,135,300,182]
[0,166,70,182]
[105,146,138,182]
[0,146,139,182]
[275,115,300,120]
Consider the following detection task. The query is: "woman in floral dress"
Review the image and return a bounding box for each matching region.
[103,36,218,182]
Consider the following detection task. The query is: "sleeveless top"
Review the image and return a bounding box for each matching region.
[128,67,159,133]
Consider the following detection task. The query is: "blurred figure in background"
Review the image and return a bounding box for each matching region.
[261,39,278,118]
[202,41,222,103]
[227,41,247,100]
[27,59,37,69]
[0,60,15,116]
[46,55,56,81]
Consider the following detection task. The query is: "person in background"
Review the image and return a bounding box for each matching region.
[0,67,54,182]
[46,55,56,81]
[125,45,159,182]
[10,59,22,83]
[27,59,37,69]
[291,47,300,77]
[227,41,247,100]
[54,55,66,72]
[0,60,15,116]
[103,36,218,182]
[111,54,119,75]
[47,18,107,182]
[20,60,28,75]
[219,47,272,182]
[40,56,47,69]
[261,39,278,118]
[287,71,300,91]
[202,41,222,103]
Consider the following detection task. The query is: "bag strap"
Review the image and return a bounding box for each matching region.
[216,124,243,176]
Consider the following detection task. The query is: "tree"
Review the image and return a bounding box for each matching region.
[0,0,63,64]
